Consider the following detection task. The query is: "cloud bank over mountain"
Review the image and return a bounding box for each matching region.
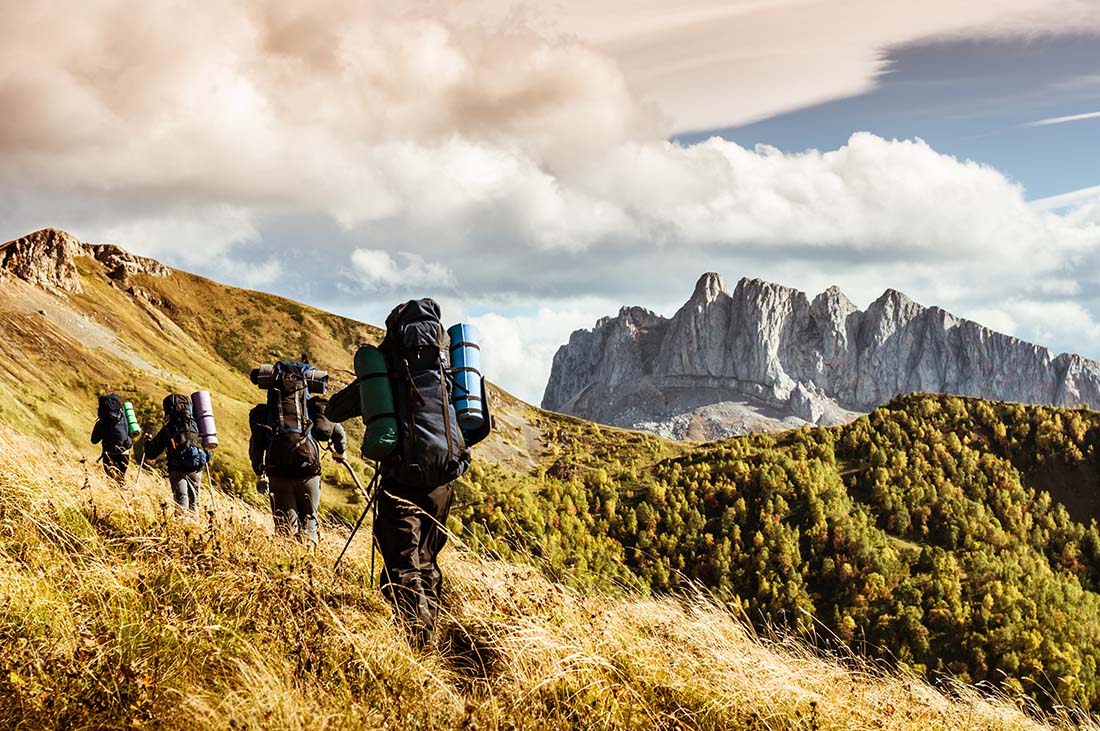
[2,1,1099,403]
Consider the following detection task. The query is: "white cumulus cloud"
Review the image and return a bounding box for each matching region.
[349,249,457,292]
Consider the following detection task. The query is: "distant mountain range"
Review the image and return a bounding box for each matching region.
[543,272,1100,439]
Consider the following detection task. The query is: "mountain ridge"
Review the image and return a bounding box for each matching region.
[543,272,1100,439]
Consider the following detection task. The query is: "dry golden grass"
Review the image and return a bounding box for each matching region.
[0,426,1094,731]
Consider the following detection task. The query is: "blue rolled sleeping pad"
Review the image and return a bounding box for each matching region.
[447,323,485,431]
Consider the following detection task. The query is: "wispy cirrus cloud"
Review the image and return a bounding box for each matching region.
[1025,110,1100,127]
[1032,185,1100,211]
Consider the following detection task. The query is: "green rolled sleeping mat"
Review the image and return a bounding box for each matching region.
[122,401,142,437]
[354,345,398,460]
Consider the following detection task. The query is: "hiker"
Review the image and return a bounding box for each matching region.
[143,394,210,516]
[90,393,133,482]
[327,298,492,648]
[248,364,344,545]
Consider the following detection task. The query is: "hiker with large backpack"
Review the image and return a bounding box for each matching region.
[247,362,340,545]
[91,393,135,482]
[143,394,210,516]
[327,298,492,648]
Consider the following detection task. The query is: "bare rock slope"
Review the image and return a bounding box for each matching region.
[543,273,1100,439]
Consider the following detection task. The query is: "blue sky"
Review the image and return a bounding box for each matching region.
[677,34,1100,201]
[1,2,1099,404]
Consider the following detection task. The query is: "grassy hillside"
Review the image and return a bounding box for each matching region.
[0,425,1088,731]
[453,394,1100,713]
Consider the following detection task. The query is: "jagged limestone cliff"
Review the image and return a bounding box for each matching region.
[0,228,170,292]
[543,272,1100,439]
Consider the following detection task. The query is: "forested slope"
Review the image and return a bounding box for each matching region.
[457,394,1100,711]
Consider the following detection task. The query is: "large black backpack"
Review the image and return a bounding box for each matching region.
[163,394,207,472]
[380,298,469,489]
[97,393,132,454]
[263,362,323,477]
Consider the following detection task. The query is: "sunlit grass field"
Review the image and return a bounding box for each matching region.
[0,426,1091,731]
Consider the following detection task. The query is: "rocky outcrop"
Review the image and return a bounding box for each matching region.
[0,229,170,294]
[0,229,85,293]
[543,273,1100,439]
[84,244,170,280]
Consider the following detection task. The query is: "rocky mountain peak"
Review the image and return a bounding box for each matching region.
[813,285,857,313]
[869,287,919,315]
[690,272,727,304]
[0,229,169,294]
[0,228,85,293]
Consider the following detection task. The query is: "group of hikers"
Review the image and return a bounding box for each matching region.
[89,298,490,648]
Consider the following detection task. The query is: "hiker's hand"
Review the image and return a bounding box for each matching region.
[256,474,270,494]
[333,452,346,463]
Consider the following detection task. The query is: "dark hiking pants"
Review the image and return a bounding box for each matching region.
[168,470,202,515]
[270,474,321,545]
[102,452,130,482]
[373,479,455,647]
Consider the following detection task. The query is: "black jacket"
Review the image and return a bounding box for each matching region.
[326,381,361,424]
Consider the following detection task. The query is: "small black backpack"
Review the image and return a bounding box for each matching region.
[97,393,133,454]
[163,394,207,472]
[380,298,469,489]
[308,396,335,443]
[263,362,325,477]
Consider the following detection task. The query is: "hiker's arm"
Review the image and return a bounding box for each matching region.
[325,381,361,423]
[90,420,103,445]
[248,431,266,476]
[330,423,348,455]
[248,405,267,475]
[144,427,167,460]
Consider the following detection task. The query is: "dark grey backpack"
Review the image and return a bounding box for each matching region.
[379,298,469,489]
[163,394,207,472]
[262,361,326,477]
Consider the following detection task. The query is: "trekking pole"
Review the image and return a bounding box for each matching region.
[334,467,381,570]
[370,493,379,588]
[134,453,146,488]
[331,451,381,581]
[339,458,381,586]
[339,459,374,502]
[204,463,219,519]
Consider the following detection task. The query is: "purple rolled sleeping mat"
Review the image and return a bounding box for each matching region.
[190,390,219,449]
